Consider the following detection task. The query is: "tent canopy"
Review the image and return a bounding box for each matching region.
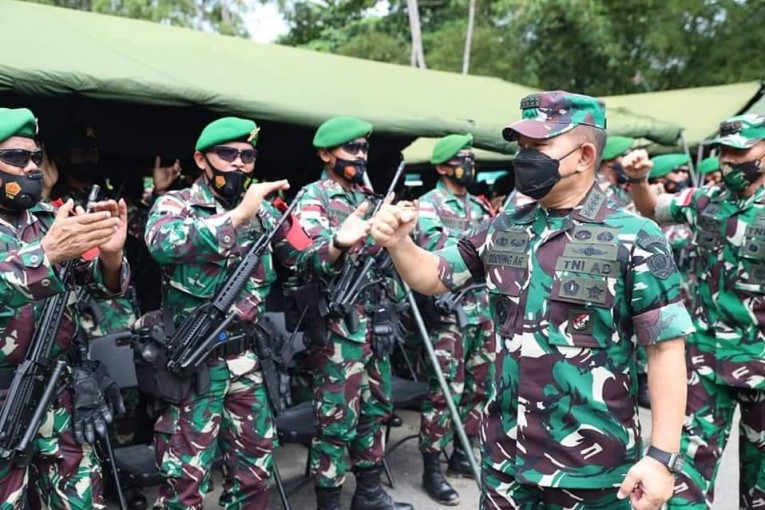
[0,0,683,152]
[603,81,765,146]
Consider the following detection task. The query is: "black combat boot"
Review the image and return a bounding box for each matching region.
[316,486,342,510]
[422,450,460,505]
[350,465,414,510]
[447,437,476,479]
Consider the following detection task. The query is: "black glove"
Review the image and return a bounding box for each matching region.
[71,360,125,444]
[372,305,396,360]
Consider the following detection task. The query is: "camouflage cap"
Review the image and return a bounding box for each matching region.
[710,114,765,149]
[602,136,634,161]
[649,153,690,180]
[503,91,607,142]
[313,116,372,149]
[430,133,473,164]
[195,117,259,152]
[0,108,38,144]
[696,156,720,175]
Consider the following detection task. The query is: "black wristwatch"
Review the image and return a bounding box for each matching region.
[646,446,684,474]
[332,232,353,252]
[628,175,648,184]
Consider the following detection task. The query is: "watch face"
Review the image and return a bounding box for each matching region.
[671,454,685,473]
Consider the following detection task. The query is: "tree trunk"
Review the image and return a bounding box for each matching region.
[462,0,476,74]
[406,0,427,69]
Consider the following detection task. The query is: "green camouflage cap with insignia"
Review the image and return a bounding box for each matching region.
[430,133,473,164]
[313,116,372,149]
[697,156,720,175]
[710,114,765,149]
[0,108,38,144]
[602,136,634,161]
[503,91,607,142]
[196,117,259,152]
[649,153,690,179]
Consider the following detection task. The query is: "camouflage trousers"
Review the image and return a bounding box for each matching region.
[667,346,765,510]
[0,392,104,510]
[310,333,393,488]
[420,320,495,454]
[153,350,275,510]
[480,466,629,510]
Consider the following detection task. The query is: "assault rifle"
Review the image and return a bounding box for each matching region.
[0,185,100,464]
[433,282,485,328]
[319,162,406,332]
[158,190,305,376]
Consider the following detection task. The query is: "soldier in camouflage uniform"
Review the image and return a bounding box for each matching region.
[413,133,494,505]
[144,117,329,510]
[291,116,413,510]
[598,135,634,210]
[0,108,130,509]
[626,114,765,510]
[45,127,139,337]
[372,92,693,510]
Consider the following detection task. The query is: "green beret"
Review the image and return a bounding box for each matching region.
[650,153,691,179]
[313,116,372,149]
[602,136,634,161]
[0,108,38,145]
[697,156,720,175]
[430,134,473,165]
[195,117,259,152]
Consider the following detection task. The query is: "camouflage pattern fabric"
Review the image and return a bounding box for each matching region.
[309,333,392,488]
[0,393,104,510]
[414,181,495,453]
[292,172,394,487]
[654,184,765,508]
[152,356,275,510]
[482,470,630,510]
[145,176,323,509]
[433,185,693,503]
[0,202,129,509]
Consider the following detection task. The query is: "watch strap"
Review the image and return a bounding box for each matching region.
[646,445,683,473]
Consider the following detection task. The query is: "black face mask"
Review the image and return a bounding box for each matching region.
[446,157,475,187]
[333,157,367,185]
[513,145,581,200]
[722,159,762,193]
[612,162,629,185]
[0,170,43,210]
[62,162,100,181]
[663,179,689,194]
[205,157,253,209]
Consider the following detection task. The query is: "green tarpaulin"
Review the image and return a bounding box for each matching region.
[603,81,764,146]
[0,0,683,151]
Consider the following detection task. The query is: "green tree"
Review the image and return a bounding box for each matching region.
[26,0,252,37]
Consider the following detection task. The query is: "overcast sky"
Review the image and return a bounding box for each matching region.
[244,3,289,43]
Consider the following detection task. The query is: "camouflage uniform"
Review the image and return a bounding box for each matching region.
[434,184,693,509]
[0,202,130,510]
[414,180,495,453]
[144,176,325,509]
[656,181,765,509]
[293,171,394,488]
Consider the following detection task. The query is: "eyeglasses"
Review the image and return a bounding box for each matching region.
[209,146,258,164]
[0,149,43,168]
[341,142,370,156]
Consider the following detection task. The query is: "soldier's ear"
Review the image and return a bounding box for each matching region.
[318,149,333,164]
[435,164,450,177]
[577,142,598,174]
[193,151,207,171]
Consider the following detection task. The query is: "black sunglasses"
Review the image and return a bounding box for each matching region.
[209,146,258,164]
[341,142,369,156]
[0,149,43,168]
